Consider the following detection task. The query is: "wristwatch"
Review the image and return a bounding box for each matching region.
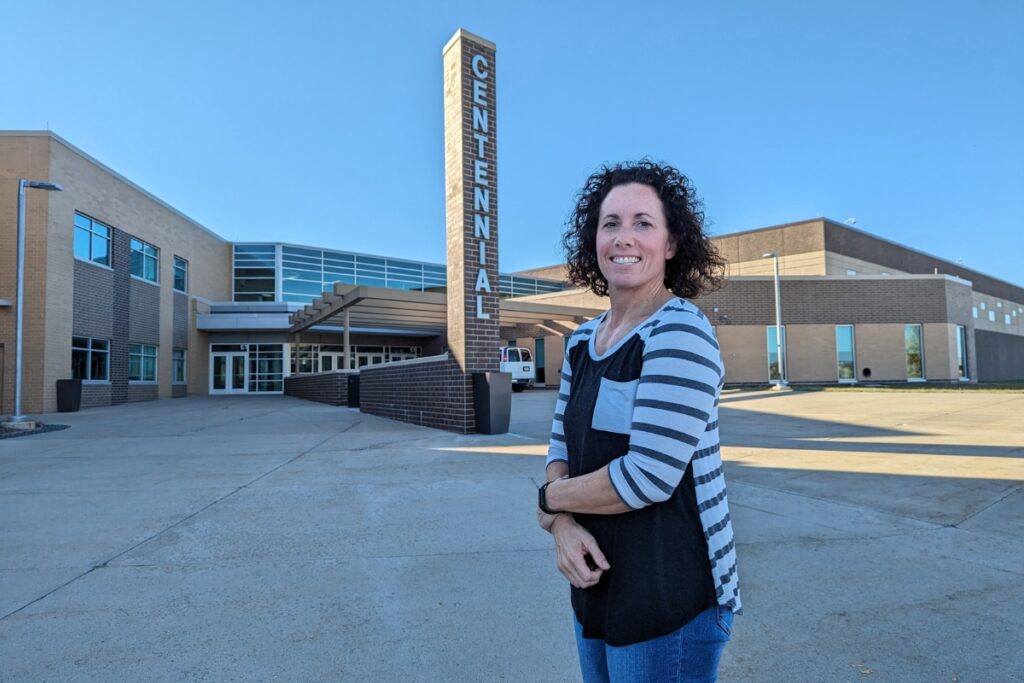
[538,479,563,515]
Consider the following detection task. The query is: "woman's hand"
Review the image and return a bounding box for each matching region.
[550,515,611,589]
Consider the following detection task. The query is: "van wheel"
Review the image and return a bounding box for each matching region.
[512,384,525,393]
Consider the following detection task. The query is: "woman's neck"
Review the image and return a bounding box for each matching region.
[604,283,675,329]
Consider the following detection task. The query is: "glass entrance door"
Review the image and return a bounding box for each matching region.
[356,353,385,368]
[211,352,248,394]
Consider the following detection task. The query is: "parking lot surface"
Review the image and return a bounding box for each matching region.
[1,389,1022,681]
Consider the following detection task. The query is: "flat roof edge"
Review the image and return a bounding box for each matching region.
[443,28,496,55]
[2,130,229,244]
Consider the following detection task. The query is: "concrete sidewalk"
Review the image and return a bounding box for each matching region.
[1,391,1022,681]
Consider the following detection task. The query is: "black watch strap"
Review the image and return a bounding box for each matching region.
[538,479,562,515]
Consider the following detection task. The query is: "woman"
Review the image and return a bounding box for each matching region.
[537,161,740,682]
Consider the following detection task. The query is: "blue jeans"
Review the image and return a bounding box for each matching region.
[574,605,733,683]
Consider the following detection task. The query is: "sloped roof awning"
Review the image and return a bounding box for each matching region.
[287,284,602,336]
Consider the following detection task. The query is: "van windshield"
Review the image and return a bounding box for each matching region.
[520,349,532,362]
[507,349,520,362]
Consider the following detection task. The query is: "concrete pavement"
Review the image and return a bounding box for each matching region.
[1,390,1022,681]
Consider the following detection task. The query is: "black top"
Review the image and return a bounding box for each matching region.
[564,331,717,646]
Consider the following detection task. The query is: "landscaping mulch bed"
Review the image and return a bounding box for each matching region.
[0,423,71,439]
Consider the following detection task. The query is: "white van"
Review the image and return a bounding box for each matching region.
[500,346,535,392]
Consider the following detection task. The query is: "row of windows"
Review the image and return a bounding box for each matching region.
[74,213,189,291]
[233,243,566,304]
[71,337,186,383]
[290,344,422,373]
[972,305,1020,326]
[763,324,969,382]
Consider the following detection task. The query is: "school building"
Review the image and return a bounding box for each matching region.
[2,32,1021,430]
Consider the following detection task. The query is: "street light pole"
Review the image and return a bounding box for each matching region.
[762,252,788,388]
[9,179,63,424]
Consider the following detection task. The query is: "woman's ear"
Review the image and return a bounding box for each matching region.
[666,237,678,261]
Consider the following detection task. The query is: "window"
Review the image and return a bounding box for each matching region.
[131,239,159,282]
[972,307,978,318]
[249,344,284,392]
[173,349,186,383]
[988,311,996,322]
[234,244,277,302]
[71,337,109,381]
[73,213,111,267]
[835,325,856,382]
[956,325,969,380]
[173,257,188,292]
[904,324,924,380]
[1006,314,1012,325]
[129,344,157,381]
[766,326,787,382]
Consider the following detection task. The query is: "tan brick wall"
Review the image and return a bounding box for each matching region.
[787,324,840,382]
[511,264,568,282]
[725,250,827,277]
[0,135,52,415]
[923,323,957,381]
[717,325,767,383]
[825,252,909,276]
[2,132,231,412]
[854,324,907,381]
[713,220,826,271]
[47,137,230,408]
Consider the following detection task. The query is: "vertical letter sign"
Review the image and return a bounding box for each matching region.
[444,30,500,373]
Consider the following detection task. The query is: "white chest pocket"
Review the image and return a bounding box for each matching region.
[591,376,639,435]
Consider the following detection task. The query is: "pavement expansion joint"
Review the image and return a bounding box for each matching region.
[1,430,341,621]
[729,480,943,528]
[948,484,1023,528]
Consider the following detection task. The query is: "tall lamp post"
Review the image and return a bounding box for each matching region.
[761,251,788,388]
[8,179,63,425]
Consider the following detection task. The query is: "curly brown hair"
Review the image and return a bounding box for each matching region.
[562,160,725,299]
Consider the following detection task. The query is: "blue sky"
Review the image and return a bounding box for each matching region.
[5,1,1022,285]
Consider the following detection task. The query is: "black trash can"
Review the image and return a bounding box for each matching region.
[347,373,360,408]
[56,378,83,413]
[472,372,511,434]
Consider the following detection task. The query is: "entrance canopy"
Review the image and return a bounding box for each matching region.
[287,284,602,337]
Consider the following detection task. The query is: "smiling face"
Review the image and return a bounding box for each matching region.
[595,182,677,297]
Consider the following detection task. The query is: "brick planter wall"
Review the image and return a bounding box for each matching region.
[284,371,353,406]
[127,384,158,402]
[81,384,112,409]
[359,354,474,433]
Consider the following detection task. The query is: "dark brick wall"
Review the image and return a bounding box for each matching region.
[173,292,188,349]
[360,355,474,433]
[129,279,160,345]
[81,384,112,409]
[74,228,164,408]
[74,261,116,408]
[284,372,351,406]
[696,277,959,326]
[823,221,1024,303]
[110,230,131,404]
[73,261,114,339]
[171,384,187,398]
[128,384,158,402]
[975,330,1024,381]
